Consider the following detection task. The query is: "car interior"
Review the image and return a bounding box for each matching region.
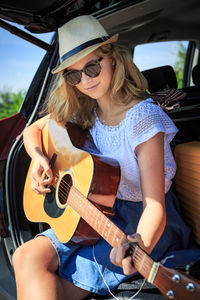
[0,0,200,299]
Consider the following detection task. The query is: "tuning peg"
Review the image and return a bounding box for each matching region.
[186,282,195,292]
[172,274,180,282]
[185,264,191,275]
[166,290,175,299]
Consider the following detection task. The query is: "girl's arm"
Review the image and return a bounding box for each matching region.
[23,114,53,194]
[110,132,166,275]
[136,131,166,254]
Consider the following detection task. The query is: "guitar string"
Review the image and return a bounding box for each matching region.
[54,173,190,288]
[56,183,194,297]
[50,177,160,277]
[55,176,188,286]
[51,177,155,275]
[50,178,154,276]
[49,175,189,292]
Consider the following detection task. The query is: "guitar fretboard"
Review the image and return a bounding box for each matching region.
[67,186,154,279]
[67,186,126,247]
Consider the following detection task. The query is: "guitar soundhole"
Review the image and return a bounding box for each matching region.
[58,173,73,205]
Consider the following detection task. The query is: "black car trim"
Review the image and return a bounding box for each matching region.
[0,19,54,51]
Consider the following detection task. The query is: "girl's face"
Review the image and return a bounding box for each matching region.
[66,52,114,102]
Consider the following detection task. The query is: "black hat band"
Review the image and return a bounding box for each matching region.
[60,36,110,63]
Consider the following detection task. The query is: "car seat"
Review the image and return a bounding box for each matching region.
[142,65,186,111]
[142,65,177,93]
[180,63,200,106]
[174,141,200,246]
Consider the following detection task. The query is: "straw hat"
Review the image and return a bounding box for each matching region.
[52,15,118,74]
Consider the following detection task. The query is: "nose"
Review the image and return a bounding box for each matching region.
[81,72,92,84]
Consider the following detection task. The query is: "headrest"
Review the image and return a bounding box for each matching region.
[192,64,200,86]
[142,65,177,93]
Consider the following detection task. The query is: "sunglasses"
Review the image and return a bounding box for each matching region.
[63,57,103,85]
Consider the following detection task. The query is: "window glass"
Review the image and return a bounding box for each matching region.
[0,23,52,119]
[133,41,188,88]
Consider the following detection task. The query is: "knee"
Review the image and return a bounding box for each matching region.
[12,237,58,275]
[12,240,42,273]
[12,244,31,272]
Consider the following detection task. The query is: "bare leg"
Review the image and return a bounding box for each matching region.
[12,236,91,300]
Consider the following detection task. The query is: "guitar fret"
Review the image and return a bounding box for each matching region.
[132,245,153,279]
[85,201,93,221]
[111,225,121,247]
[104,220,112,239]
[93,206,100,230]
[68,187,127,247]
[87,202,103,235]
[69,189,111,241]
[138,253,147,273]
[98,213,105,235]
[91,206,102,234]
[101,215,109,239]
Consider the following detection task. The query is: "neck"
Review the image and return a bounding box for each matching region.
[96,91,114,112]
[96,96,139,126]
[96,99,115,116]
[96,100,124,126]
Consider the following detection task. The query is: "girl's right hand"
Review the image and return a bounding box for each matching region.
[30,151,53,195]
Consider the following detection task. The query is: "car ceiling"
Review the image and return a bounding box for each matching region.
[0,0,141,33]
[0,0,200,48]
[100,0,200,47]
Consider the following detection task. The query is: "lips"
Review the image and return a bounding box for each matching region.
[86,82,99,92]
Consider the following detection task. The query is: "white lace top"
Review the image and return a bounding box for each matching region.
[89,98,178,202]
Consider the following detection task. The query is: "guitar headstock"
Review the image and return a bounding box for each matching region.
[154,264,200,300]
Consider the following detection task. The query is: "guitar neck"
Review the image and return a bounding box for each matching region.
[67,187,200,300]
[67,186,154,280]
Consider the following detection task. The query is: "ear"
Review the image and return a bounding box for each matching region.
[112,59,116,67]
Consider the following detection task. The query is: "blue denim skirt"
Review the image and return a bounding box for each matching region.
[38,190,200,295]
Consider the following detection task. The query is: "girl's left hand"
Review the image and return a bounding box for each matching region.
[110,233,143,275]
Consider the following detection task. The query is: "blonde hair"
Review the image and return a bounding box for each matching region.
[46,44,148,129]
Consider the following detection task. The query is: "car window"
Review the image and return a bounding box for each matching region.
[133,41,189,89]
[0,23,52,120]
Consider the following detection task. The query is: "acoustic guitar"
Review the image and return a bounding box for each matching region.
[23,119,200,300]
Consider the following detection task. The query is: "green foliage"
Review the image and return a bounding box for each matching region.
[173,42,187,88]
[0,89,26,119]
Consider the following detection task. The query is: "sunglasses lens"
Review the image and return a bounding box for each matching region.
[64,70,82,85]
[85,62,101,78]
[63,58,102,85]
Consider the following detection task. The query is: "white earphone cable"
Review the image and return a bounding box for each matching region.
[92,246,146,300]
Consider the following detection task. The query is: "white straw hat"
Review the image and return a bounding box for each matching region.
[52,15,118,74]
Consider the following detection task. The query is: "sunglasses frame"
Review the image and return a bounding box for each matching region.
[63,57,103,85]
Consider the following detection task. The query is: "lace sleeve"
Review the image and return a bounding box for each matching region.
[131,99,178,151]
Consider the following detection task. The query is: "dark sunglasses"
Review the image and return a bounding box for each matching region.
[63,57,103,85]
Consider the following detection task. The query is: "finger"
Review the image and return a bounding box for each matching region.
[41,175,53,186]
[110,247,123,266]
[41,157,53,177]
[31,166,44,184]
[110,243,129,267]
[116,243,130,266]
[33,186,51,195]
[43,165,53,180]
[31,164,53,186]
[128,233,145,250]
[31,180,51,195]
[127,233,140,243]
[122,256,136,275]
[109,247,117,265]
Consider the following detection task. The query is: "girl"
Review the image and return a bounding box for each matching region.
[12,15,200,300]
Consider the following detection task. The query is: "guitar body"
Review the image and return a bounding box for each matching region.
[23,119,120,244]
